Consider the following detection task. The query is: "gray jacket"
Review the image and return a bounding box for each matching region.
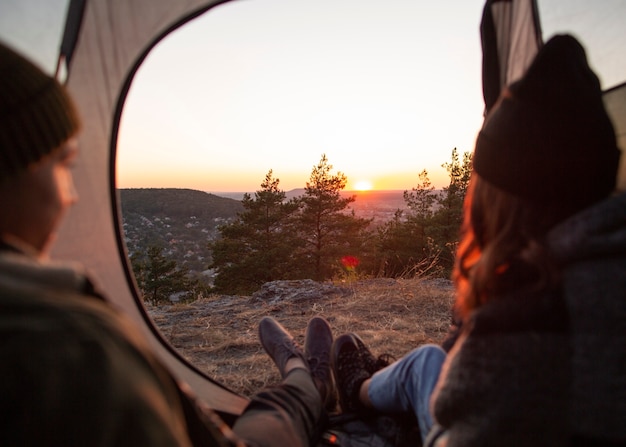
[427,192,626,446]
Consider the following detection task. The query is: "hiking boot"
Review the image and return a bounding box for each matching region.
[259,316,307,378]
[352,333,394,375]
[304,317,337,411]
[331,334,371,413]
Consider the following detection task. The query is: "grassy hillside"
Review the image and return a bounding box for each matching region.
[147,277,455,400]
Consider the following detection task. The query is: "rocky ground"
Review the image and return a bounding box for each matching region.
[147,277,456,397]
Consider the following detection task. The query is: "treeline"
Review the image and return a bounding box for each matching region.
[132,149,471,303]
[211,149,471,295]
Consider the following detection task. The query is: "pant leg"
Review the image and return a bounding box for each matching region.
[232,368,322,447]
[367,344,446,443]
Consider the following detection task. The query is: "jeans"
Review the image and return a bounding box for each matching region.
[233,368,322,447]
[367,344,446,443]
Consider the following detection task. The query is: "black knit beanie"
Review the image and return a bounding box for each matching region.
[0,42,81,180]
[474,34,620,212]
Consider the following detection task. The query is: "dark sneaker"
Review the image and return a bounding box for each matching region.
[304,317,336,411]
[258,316,306,378]
[331,334,371,413]
[352,333,394,375]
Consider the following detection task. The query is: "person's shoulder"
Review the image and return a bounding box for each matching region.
[0,281,124,354]
[0,270,194,447]
[0,256,146,360]
[0,274,172,415]
[0,252,172,393]
[0,248,104,297]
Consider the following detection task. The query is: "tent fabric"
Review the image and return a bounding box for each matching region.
[56,0,86,79]
[603,82,626,191]
[480,0,542,113]
[51,0,249,415]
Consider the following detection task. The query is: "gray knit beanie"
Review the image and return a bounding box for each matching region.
[474,34,620,212]
[0,42,81,180]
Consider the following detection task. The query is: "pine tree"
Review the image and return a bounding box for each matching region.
[403,169,437,264]
[295,154,371,281]
[142,245,189,304]
[130,251,146,292]
[429,148,472,272]
[375,170,438,277]
[372,150,471,278]
[210,170,301,294]
[403,169,436,220]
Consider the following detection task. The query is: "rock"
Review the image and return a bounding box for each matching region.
[422,278,454,290]
[251,279,351,304]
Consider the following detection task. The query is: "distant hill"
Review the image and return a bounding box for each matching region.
[119,188,244,276]
[119,188,244,220]
[211,189,306,201]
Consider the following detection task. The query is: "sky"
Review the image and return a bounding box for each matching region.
[2,0,625,193]
[116,0,488,193]
[0,0,69,70]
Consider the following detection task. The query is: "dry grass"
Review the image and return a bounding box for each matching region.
[148,277,455,397]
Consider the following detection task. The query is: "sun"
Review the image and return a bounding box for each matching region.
[353,180,373,191]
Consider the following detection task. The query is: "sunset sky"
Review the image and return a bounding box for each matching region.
[2,0,625,193]
[116,0,487,193]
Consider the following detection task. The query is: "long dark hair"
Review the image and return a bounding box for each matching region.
[453,173,569,319]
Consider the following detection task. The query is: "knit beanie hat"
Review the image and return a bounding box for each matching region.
[0,42,81,180]
[473,34,620,212]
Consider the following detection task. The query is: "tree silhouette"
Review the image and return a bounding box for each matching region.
[373,150,471,278]
[295,154,371,281]
[376,170,438,277]
[138,245,189,304]
[404,169,436,220]
[429,148,473,272]
[210,170,301,294]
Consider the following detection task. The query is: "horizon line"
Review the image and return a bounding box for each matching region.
[116,186,436,194]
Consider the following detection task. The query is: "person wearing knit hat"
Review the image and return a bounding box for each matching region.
[0,40,197,446]
[330,34,626,446]
[425,33,626,445]
[0,41,336,447]
[0,43,81,181]
[473,33,620,217]
[0,42,81,256]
